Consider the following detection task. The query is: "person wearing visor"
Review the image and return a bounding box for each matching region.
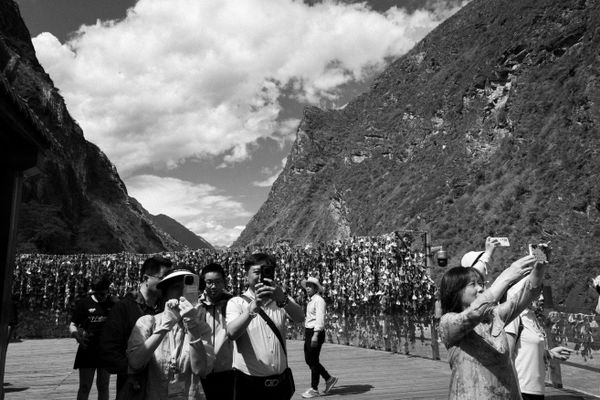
[69,273,117,400]
[461,236,502,280]
[127,267,213,400]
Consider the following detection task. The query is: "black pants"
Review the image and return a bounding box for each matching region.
[233,369,293,400]
[304,328,331,390]
[201,370,234,400]
[522,394,544,400]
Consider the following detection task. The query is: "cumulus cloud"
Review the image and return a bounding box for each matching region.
[126,174,251,247]
[252,156,288,187]
[32,0,465,176]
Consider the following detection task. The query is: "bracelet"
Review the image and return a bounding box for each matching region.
[188,337,203,345]
[276,296,289,308]
[247,309,257,319]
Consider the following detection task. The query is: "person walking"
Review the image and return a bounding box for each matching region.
[300,277,337,398]
[69,274,117,400]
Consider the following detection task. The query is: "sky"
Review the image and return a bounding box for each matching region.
[15,0,467,247]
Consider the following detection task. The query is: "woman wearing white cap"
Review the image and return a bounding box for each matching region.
[301,277,338,398]
[461,237,503,280]
[126,268,213,400]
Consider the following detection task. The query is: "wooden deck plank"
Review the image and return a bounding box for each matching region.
[3,339,598,400]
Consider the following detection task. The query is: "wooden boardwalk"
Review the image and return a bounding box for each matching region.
[3,338,598,400]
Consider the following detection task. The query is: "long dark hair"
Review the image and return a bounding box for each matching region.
[440,267,485,314]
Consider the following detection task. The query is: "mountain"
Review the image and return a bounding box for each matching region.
[151,214,214,250]
[0,0,182,254]
[234,0,600,302]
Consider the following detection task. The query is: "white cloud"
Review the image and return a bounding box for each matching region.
[32,0,465,176]
[126,174,251,247]
[253,156,288,188]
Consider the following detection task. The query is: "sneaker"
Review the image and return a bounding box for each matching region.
[301,388,321,398]
[324,376,338,394]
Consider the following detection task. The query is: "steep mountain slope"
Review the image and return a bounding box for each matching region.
[1,0,182,254]
[235,0,600,301]
[151,214,214,250]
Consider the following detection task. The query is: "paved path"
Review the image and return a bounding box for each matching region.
[3,339,598,399]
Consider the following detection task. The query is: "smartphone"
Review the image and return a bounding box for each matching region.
[528,243,550,263]
[260,264,275,285]
[183,274,200,305]
[490,237,510,246]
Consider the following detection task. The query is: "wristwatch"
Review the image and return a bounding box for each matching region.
[276,296,289,308]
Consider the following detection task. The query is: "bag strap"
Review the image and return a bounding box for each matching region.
[515,315,523,341]
[240,295,287,357]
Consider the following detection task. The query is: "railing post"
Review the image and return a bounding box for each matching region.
[431,317,440,360]
[545,316,563,388]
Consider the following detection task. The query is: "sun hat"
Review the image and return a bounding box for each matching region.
[156,268,197,291]
[301,277,323,293]
[461,251,485,268]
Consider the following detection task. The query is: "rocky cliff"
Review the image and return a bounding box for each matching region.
[235,0,600,302]
[1,0,182,254]
[151,214,214,250]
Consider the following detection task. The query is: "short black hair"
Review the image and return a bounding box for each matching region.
[243,253,276,272]
[200,263,226,280]
[141,255,173,279]
[440,267,485,314]
[91,273,111,292]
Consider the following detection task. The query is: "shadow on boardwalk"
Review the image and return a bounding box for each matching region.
[4,339,598,400]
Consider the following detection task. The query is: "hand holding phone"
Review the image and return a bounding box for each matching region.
[528,243,551,263]
[183,274,200,306]
[489,237,510,247]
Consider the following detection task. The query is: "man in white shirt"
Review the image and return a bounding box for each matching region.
[226,253,304,400]
[301,277,338,398]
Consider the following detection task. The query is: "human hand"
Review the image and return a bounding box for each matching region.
[485,236,501,257]
[592,275,600,295]
[255,281,277,303]
[72,330,89,348]
[261,278,286,303]
[548,346,574,361]
[179,297,200,320]
[499,255,537,284]
[162,299,181,329]
[311,334,319,348]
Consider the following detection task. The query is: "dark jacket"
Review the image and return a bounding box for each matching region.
[98,291,158,375]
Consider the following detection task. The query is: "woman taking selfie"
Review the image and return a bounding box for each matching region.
[127,268,213,400]
[439,254,543,399]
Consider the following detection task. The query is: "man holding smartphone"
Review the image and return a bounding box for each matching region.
[226,253,304,400]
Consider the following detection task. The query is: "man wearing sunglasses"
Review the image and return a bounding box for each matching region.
[99,255,172,397]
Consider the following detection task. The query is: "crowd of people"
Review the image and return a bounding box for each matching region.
[10,234,600,399]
